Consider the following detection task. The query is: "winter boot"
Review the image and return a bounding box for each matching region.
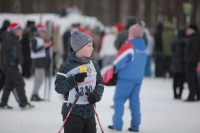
[108,125,121,131]
[0,103,13,109]
[128,128,139,132]
[31,95,44,101]
[20,103,35,110]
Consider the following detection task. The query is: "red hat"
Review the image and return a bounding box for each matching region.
[9,23,21,33]
[37,24,46,33]
[116,22,125,32]
[77,26,85,32]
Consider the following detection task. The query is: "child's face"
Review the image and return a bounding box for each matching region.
[76,42,94,58]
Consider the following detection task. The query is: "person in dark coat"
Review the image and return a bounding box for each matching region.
[0,20,10,93]
[62,23,82,62]
[114,16,137,50]
[154,23,164,77]
[171,29,186,99]
[184,24,200,101]
[0,23,34,109]
[21,21,35,78]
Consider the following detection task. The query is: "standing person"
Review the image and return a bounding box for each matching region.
[154,23,164,77]
[162,22,176,77]
[99,26,118,68]
[62,23,83,62]
[0,23,34,109]
[0,20,10,92]
[55,28,104,133]
[108,21,147,132]
[144,28,155,77]
[184,24,200,101]
[115,16,137,50]
[171,29,186,99]
[21,21,35,78]
[30,24,52,101]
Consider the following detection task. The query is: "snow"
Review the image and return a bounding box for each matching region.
[0,13,104,35]
[0,77,200,133]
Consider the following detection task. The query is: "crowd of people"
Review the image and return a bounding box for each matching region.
[0,14,200,132]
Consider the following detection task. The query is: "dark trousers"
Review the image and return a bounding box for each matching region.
[0,68,5,92]
[22,57,32,78]
[63,114,96,133]
[185,62,200,100]
[173,73,185,98]
[1,66,28,106]
[154,51,164,77]
[162,56,172,77]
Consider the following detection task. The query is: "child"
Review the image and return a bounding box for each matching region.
[55,28,104,133]
[30,24,52,101]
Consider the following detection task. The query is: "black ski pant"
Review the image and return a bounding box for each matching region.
[63,114,96,133]
[22,57,32,78]
[185,62,200,100]
[0,68,5,92]
[172,72,185,98]
[1,66,28,106]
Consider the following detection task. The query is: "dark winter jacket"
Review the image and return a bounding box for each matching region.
[21,30,31,59]
[55,53,104,118]
[115,30,147,50]
[0,32,23,68]
[154,23,163,52]
[62,30,71,61]
[171,29,186,73]
[184,33,200,64]
[114,30,129,50]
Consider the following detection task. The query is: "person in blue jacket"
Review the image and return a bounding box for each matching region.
[108,21,147,132]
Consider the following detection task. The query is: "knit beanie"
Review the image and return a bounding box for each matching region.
[37,24,46,33]
[129,21,145,38]
[9,23,21,33]
[71,28,93,52]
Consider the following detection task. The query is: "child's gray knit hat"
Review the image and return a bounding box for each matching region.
[71,28,93,52]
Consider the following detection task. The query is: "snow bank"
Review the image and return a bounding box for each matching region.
[0,13,104,35]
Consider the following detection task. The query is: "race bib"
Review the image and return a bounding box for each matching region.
[57,60,97,105]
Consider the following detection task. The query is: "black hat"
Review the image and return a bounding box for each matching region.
[125,16,137,29]
[189,24,198,32]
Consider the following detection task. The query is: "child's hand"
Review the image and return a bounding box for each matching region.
[74,72,87,83]
[88,93,97,104]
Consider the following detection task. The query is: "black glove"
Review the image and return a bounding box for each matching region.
[74,72,87,83]
[88,93,97,104]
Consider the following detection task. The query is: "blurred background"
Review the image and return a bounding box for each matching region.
[0,0,200,133]
[0,0,200,28]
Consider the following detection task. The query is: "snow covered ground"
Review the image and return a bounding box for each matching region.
[0,77,200,133]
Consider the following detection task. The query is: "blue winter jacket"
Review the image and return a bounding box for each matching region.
[114,38,147,83]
